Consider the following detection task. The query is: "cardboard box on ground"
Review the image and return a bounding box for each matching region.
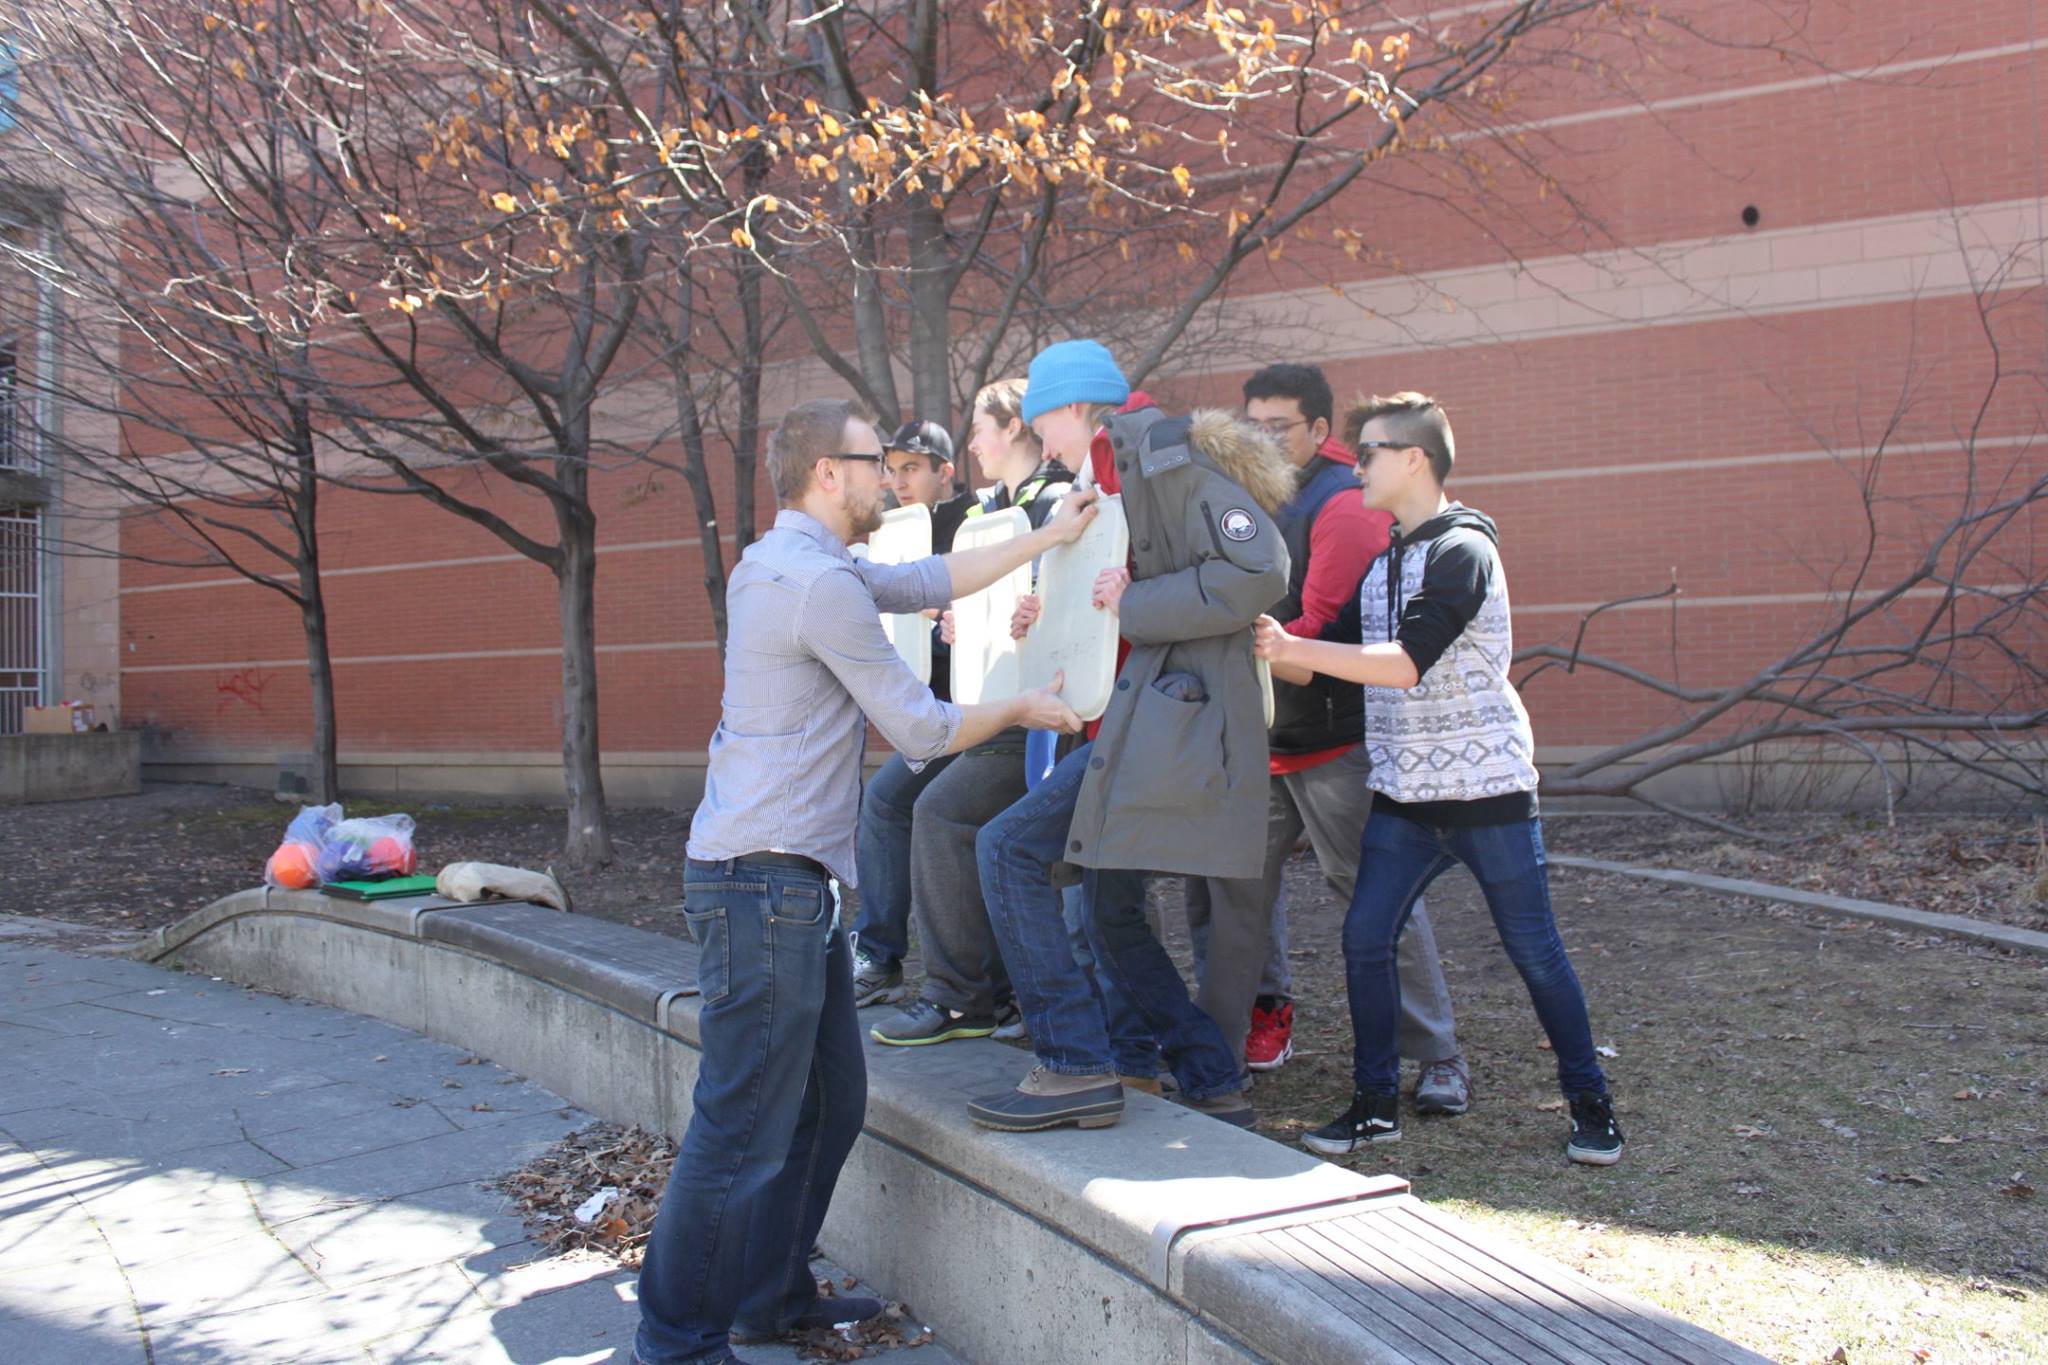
[23,703,96,735]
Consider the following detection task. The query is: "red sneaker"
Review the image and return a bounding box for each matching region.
[1246,1000,1294,1072]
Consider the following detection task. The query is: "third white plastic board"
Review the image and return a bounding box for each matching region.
[947,506,1030,705]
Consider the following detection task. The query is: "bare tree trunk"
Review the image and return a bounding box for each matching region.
[734,209,767,551]
[290,405,341,803]
[903,0,951,435]
[299,577,342,804]
[906,198,954,435]
[671,388,730,648]
[733,337,764,554]
[557,507,613,867]
[803,10,900,421]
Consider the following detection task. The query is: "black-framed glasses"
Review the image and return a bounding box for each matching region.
[1250,416,1307,435]
[828,452,886,464]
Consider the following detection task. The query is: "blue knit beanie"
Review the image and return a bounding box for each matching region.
[1021,339,1130,423]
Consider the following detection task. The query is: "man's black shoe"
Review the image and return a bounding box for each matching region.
[1301,1090,1400,1155]
[729,1293,885,1344]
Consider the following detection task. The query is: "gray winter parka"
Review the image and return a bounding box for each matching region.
[1065,405,1296,880]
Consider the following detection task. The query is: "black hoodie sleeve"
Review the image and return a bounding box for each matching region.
[1396,528,1495,678]
[1319,590,1364,646]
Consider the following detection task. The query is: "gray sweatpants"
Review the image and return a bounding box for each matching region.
[1186,745,1460,1067]
[908,745,1027,1015]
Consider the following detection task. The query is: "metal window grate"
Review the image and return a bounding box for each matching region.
[0,349,19,471]
[0,507,43,734]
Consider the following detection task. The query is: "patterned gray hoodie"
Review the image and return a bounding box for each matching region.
[1337,503,1540,817]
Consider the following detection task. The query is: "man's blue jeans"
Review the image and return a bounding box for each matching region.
[977,741,1242,1101]
[852,753,953,966]
[1344,812,1607,1099]
[636,858,866,1365]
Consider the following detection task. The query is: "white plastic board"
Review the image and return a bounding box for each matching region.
[1016,493,1129,722]
[947,507,1031,705]
[860,502,933,683]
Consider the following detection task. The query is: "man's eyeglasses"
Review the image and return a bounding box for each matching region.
[829,452,886,464]
[1250,417,1307,436]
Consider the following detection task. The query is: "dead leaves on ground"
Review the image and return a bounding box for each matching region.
[496,1123,934,1358]
[491,1121,678,1267]
[791,1302,936,1360]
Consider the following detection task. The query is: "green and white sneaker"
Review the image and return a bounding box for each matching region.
[871,999,998,1047]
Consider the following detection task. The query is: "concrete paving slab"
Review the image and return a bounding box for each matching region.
[426,1076,577,1130]
[56,1154,289,1220]
[0,1231,129,1303]
[230,1079,425,1136]
[0,974,153,1012]
[270,1198,531,1289]
[0,1302,151,1364]
[0,999,124,1037]
[29,1103,252,1159]
[0,1017,83,1056]
[0,934,968,1365]
[445,1270,643,1363]
[0,1098,118,1143]
[253,1096,465,1168]
[461,1243,626,1308]
[246,1109,585,1226]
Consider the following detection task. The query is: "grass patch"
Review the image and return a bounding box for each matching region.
[1443,1204,2043,1363]
[1229,857,2046,1364]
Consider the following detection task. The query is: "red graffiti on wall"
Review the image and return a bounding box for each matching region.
[215,667,273,713]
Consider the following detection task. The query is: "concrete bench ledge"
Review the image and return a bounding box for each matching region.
[137,890,1767,1365]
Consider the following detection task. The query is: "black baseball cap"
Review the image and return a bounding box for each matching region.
[884,419,955,465]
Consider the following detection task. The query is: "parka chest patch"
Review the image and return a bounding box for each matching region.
[1219,507,1258,542]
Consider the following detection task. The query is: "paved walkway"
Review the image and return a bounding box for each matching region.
[0,918,959,1364]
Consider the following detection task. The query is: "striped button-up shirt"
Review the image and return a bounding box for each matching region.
[687,509,960,885]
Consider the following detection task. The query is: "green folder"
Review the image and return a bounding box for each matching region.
[320,874,441,901]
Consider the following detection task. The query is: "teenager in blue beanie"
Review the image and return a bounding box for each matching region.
[967,339,1298,1132]
[1018,339,1130,422]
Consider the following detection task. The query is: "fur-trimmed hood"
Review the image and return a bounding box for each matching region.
[1186,409,1297,514]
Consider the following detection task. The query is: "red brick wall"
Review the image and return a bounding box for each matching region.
[120,0,2048,776]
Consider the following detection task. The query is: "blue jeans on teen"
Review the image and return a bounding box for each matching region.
[977,741,1241,1100]
[1344,812,1606,1099]
[1061,880,1159,1078]
[1079,864,1243,1091]
[852,753,953,966]
[636,859,867,1365]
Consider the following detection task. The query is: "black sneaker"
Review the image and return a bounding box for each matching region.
[1180,1091,1257,1128]
[991,999,1029,1041]
[1566,1091,1625,1166]
[1301,1090,1400,1155]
